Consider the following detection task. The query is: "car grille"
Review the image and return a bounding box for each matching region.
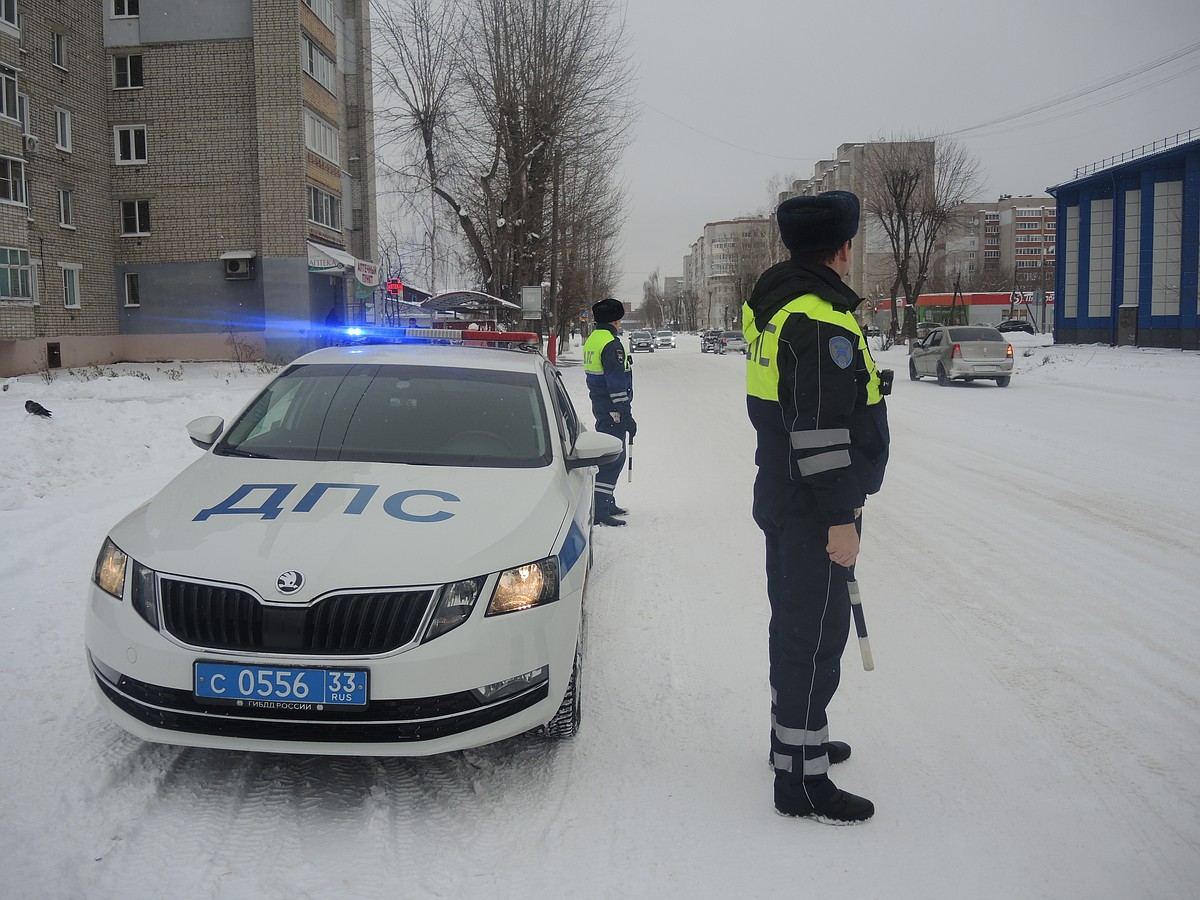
[159,578,434,655]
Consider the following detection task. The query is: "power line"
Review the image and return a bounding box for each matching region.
[946,40,1200,136]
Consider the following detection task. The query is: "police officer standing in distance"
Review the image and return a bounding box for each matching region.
[743,192,891,824]
[582,297,635,527]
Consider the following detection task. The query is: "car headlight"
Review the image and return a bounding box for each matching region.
[486,557,559,616]
[93,538,161,629]
[93,538,128,600]
[424,577,485,641]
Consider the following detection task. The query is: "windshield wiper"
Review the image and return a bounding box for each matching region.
[216,447,278,459]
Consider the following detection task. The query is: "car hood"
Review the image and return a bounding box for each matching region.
[107,455,572,602]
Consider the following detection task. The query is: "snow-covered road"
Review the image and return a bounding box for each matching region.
[2,335,1198,899]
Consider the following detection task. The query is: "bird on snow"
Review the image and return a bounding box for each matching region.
[25,400,52,418]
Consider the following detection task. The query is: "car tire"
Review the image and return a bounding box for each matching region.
[542,645,581,739]
[937,364,949,386]
[996,375,1011,387]
[909,359,919,381]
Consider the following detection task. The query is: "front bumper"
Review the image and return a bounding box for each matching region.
[84,580,581,756]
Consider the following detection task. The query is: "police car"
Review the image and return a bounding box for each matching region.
[84,330,623,756]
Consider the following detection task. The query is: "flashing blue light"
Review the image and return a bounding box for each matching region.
[346,326,364,337]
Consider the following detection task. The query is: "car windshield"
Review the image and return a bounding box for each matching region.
[946,327,1006,342]
[216,363,551,468]
[723,332,743,340]
[634,332,652,339]
[657,331,671,337]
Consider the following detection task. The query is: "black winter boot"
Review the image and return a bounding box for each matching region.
[774,776,874,825]
[596,512,626,526]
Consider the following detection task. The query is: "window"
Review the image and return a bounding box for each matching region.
[16,91,27,133]
[1088,198,1113,318]
[1,0,16,29]
[985,212,999,222]
[113,0,139,17]
[58,188,73,227]
[1017,221,1041,230]
[60,263,81,309]
[307,185,341,230]
[984,250,1000,259]
[114,54,143,89]
[52,32,67,69]
[1015,207,1043,218]
[0,246,32,299]
[985,225,999,234]
[124,271,140,307]
[114,125,147,164]
[304,109,339,163]
[303,0,336,31]
[0,66,17,121]
[301,34,336,93]
[0,155,25,204]
[54,107,71,151]
[120,199,150,235]
[1151,181,1182,316]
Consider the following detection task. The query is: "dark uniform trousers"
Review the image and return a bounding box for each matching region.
[753,472,859,790]
[593,416,627,512]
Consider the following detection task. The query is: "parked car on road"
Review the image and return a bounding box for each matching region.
[909,325,1014,387]
[722,331,748,354]
[997,319,1038,335]
[700,329,724,353]
[655,330,676,349]
[630,330,656,352]
[84,333,624,757]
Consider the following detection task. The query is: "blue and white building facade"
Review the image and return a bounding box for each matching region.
[1048,132,1199,349]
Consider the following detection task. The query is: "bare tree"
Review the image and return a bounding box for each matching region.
[642,270,664,329]
[862,136,983,342]
[373,0,636,314]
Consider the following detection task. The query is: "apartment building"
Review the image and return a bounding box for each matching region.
[0,0,377,377]
[683,216,772,330]
[780,140,935,299]
[941,195,1056,298]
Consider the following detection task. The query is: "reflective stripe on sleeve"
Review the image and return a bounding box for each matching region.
[796,449,851,476]
[789,428,850,450]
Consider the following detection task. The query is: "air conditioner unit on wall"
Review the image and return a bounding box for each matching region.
[23,134,38,154]
[223,257,252,279]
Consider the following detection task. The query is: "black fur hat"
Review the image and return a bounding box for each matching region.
[776,191,860,253]
[592,297,625,323]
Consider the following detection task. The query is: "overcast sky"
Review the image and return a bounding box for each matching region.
[614,0,1200,304]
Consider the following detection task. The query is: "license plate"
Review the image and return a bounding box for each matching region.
[975,365,997,372]
[194,662,368,706]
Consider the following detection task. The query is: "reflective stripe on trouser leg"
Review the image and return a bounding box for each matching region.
[753,473,852,787]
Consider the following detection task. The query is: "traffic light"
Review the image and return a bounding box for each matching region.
[386,277,403,297]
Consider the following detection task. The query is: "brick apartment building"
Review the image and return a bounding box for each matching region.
[0,0,377,377]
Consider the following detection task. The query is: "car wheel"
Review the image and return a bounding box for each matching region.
[996,375,1011,387]
[937,364,949,386]
[909,359,919,381]
[541,645,581,739]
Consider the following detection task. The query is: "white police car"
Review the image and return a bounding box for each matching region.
[84,330,623,756]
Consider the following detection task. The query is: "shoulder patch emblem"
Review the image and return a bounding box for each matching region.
[829,336,854,369]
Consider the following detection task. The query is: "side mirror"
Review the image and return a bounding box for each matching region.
[566,429,624,469]
[187,415,225,450]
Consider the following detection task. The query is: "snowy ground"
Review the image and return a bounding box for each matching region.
[2,334,1198,899]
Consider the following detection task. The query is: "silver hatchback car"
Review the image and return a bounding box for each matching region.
[909,325,1014,387]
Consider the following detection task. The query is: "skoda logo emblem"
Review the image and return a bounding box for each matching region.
[277,571,304,595]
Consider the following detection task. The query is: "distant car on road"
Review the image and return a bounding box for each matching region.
[997,319,1038,335]
[630,330,656,352]
[700,329,724,353]
[655,330,676,349]
[722,331,748,354]
[909,325,1014,387]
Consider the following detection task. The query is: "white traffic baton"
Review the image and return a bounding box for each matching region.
[847,579,875,671]
[627,435,634,482]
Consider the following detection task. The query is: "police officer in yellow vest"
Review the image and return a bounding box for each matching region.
[744,191,891,824]
[582,297,635,526]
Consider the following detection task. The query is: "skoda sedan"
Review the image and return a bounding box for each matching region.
[85,334,623,756]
